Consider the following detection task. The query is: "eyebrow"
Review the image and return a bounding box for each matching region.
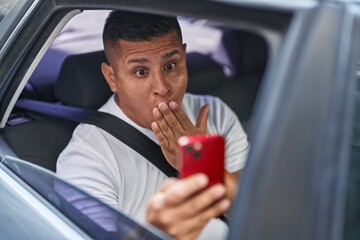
[163,50,180,60]
[128,58,148,64]
[127,49,180,64]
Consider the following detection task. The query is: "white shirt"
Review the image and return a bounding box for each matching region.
[57,93,249,239]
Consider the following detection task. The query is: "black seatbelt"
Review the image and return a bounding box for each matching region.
[15,98,228,224]
[15,98,178,178]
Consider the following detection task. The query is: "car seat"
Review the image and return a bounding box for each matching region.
[344,92,360,240]
[2,51,111,171]
[187,29,268,129]
[2,28,268,171]
[54,51,111,109]
[22,48,71,102]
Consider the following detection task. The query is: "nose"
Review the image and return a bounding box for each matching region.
[153,71,170,97]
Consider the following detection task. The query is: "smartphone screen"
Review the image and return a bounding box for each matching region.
[177,135,225,187]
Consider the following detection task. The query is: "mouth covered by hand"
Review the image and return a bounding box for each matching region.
[151,101,209,168]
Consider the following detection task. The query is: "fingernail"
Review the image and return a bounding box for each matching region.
[214,185,226,197]
[220,199,231,210]
[153,108,162,118]
[158,102,167,111]
[151,122,158,130]
[169,101,178,109]
[197,174,209,186]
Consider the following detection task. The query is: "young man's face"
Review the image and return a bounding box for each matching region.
[102,30,188,129]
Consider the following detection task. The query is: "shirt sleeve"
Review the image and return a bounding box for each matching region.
[207,97,250,173]
[56,127,120,210]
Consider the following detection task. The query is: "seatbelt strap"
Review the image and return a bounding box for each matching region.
[15,98,178,178]
[16,98,228,224]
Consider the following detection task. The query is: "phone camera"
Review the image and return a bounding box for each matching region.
[185,146,193,152]
[192,151,201,159]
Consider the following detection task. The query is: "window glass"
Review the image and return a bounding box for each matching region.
[0,165,82,239]
[29,10,267,128]
[3,157,169,240]
[344,58,360,240]
[0,0,17,23]
[0,0,35,55]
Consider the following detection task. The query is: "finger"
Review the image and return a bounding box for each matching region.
[180,198,231,234]
[161,197,230,238]
[158,102,188,137]
[151,121,169,147]
[168,101,194,130]
[174,184,228,219]
[193,198,230,224]
[158,102,179,128]
[195,104,209,132]
[152,121,178,168]
[153,107,176,141]
[158,177,178,192]
[159,215,207,239]
[146,176,208,225]
[162,173,209,206]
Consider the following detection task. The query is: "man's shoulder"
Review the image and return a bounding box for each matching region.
[98,94,117,114]
[184,93,223,105]
[183,93,228,112]
[72,123,107,143]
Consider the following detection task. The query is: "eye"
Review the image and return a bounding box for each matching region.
[164,63,175,72]
[135,68,148,77]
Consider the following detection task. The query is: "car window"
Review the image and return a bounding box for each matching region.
[0,2,290,239]
[344,58,360,240]
[30,10,223,96]
[2,157,170,240]
[0,160,86,239]
[5,9,269,172]
[28,9,267,122]
[0,0,36,56]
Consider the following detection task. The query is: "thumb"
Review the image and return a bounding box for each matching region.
[195,104,209,132]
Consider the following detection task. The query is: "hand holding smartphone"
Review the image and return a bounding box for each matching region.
[177,135,225,187]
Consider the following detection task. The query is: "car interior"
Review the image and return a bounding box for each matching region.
[1,4,360,240]
[1,10,268,172]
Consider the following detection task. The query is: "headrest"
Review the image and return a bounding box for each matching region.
[54,51,112,109]
[212,29,268,77]
[186,52,226,93]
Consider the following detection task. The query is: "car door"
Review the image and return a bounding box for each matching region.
[229,1,360,240]
[5,0,358,240]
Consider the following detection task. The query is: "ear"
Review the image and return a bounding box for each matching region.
[182,43,187,64]
[101,63,117,92]
[182,43,187,54]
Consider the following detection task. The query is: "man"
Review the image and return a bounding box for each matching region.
[57,10,249,239]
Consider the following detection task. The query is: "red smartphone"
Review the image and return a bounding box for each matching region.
[177,135,225,187]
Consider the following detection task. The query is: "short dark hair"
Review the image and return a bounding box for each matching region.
[103,10,182,60]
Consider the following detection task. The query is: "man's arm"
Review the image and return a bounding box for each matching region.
[152,100,242,197]
[151,101,209,168]
[225,170,241,201]
[150,100,243,238]
[146,174,230,240]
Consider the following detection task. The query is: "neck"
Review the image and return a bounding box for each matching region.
[114,94,150,130]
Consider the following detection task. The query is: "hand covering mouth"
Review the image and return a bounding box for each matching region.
[155,99,174,107]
